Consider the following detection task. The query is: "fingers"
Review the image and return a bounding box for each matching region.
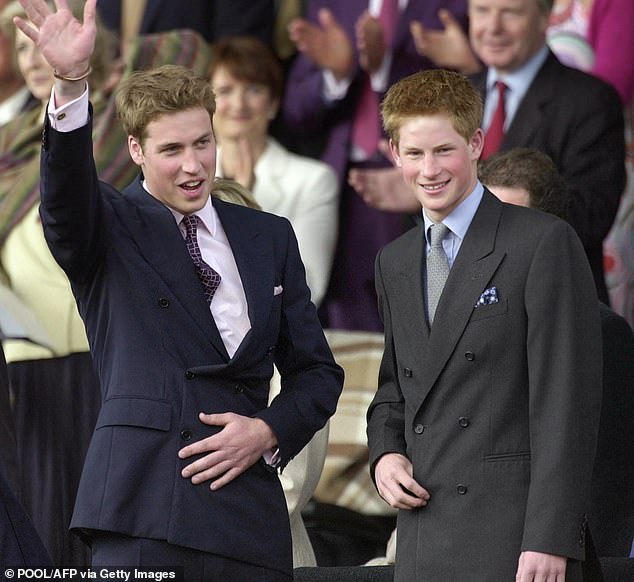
[12,16,39,42]
[19,0,50,27]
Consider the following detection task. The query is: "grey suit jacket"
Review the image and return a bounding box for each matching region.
[367,190,602,581]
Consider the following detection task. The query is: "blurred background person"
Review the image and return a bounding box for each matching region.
[0,0,33,127]
[209,36,338,308]
[283,0,469,332]
[0,0,211,567]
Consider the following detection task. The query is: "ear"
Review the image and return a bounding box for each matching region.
[469,128,484,160]
[128,135,144,167]
[388,139,402,167]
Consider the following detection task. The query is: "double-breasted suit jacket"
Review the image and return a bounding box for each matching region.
[471,51,626,303]
[367,190,602,581]
[39,116,343,577]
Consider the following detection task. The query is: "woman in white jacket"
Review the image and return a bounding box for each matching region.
[209,36,338,307]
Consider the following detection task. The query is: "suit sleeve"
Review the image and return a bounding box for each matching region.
[366,247,408,479]
[521,219,602,559]
[257,219,343,468]
[39,114,109,284]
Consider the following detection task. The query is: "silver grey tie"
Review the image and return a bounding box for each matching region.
[426,223,450,324]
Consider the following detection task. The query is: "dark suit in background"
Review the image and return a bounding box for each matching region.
[470,52,626,303]
[591,303,634,557]
[96,0,275,45]
[0,347,52,569]
[367,190,602,581]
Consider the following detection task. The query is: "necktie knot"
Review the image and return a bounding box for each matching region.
[429,222,449,249]
[182,214,221,304]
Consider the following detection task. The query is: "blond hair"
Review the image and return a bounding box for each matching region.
[115,64,215,142]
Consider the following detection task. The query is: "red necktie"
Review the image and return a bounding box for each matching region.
[182,215,221,304]
[481,81,507,160]
[350,0,399,157]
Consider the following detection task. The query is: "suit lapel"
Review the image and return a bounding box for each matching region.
[415,191,506,408]
[213,199,274,360]
[117,180,229,360]
[394,224,431,343]
[504,53,558,149]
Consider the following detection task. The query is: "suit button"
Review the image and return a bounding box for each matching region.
[458,416,470,428]
[456,484,468,495]
[180,430,192,441]
[414,424,425,434]
[266,345,276,355]
[158,297,170,308]
[185,371,196,379]
[464,351,475,361]
[404,368,413,377]
[234,384,245,393]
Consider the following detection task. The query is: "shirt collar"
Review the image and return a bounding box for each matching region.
[486,44,549,97]
[143,179,217,236]
[422,181,484,241]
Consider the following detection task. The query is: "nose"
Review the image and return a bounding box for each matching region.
[421,155,440,178]
[181,149,202,174]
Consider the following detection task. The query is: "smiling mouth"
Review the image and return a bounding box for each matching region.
[421,180,449,191]
[180,180,203,191]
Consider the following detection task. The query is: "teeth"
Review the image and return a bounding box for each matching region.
[182,181,201,188]
[423,182,446,191]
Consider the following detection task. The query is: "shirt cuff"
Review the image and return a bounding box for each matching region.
[263,446,281,468]
[47,85,90,132]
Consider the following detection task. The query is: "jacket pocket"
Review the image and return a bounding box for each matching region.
[96,396,171,431]
[484,451,530,462]
[470,298,508,322]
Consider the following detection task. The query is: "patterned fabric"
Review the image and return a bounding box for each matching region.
[316,330,395,516]
[426,223,450,324]
[182,215,221,304]
[475,286,499,308]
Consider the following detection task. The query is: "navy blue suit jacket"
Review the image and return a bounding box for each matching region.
[39,116,343,576]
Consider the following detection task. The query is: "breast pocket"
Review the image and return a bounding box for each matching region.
[470,298,508,322]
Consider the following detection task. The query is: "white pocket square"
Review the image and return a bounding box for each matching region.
[273,285,283,296]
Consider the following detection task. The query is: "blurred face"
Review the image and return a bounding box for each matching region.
[210,66,278,143]
[15,27,54,102]
[389,114,483,222]
[488,184,531,206]
[469,0,549,74]
[128,107,217,215]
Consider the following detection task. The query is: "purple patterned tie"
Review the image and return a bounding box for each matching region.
[182,215,221,304]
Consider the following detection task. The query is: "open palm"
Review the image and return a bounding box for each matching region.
[14,0,96,76]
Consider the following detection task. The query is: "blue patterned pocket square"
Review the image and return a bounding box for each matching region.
[475,286,499,308]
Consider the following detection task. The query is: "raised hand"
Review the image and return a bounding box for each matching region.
[410,9,481,74]
[355,10,388,74]
[14,0,97,79]
[288,8,353,81]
